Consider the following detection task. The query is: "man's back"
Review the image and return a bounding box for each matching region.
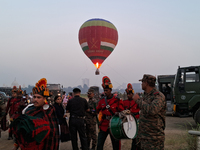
[66,95,88,117]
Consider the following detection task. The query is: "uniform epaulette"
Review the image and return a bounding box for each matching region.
[154,92,159,95]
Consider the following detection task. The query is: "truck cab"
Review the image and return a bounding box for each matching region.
[173,66,200,122]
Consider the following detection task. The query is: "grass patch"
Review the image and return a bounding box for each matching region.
[165,132,188,150]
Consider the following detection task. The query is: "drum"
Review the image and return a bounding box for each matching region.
[109,114,138,140]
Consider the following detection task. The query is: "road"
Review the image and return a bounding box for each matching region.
[0,113,196,150]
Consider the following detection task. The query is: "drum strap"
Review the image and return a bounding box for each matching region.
[132,112,139,116]
[105,96,114,116]
[129,101,137,110]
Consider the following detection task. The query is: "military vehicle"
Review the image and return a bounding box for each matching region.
[46,84,62,104]
[157,75,175,112]
[158,65,200,124]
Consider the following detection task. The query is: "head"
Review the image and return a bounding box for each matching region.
[12,91,17,98]
[87,88,95,99]
[73,88,81,96]
[139,74,156,92]
[125,83,134,99]
[54,95,62,104]
[32,94,47,107]
[63,91,66,95]
[127,92,133,99]
[102,76,113,97]
[17,85,23,97]
[11,86,18,98]
[103,87,112,97]
[69,92,73,96]
[32,78,50,107]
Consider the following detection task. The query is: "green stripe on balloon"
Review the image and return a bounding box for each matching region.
[80,20,117,30]
[82,46,89,52]
[100,46,114,52]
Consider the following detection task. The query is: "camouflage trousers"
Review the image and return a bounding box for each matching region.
[137,138,164,150]
[86,123,97,149]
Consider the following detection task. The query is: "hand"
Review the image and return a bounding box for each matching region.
[63,114,67,118]
[133,94,140,101]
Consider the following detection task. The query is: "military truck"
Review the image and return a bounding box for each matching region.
[46,84,62,104]
[157,75,175,112]
[158,65,200,124]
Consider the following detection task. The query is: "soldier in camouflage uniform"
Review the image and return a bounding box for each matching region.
[133,74,166,150]
[85,88,97,150]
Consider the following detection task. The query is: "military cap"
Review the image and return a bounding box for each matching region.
[139,74,156,83]
[87,88,94,94]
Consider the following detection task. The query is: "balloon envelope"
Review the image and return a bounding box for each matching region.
[78,18,118,69]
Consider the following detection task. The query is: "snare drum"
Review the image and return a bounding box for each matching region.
[109,114,138,140]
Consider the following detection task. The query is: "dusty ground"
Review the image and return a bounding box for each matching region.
[0,112,196,150]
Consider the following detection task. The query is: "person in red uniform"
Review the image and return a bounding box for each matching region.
[123,83,140,150]
[96,76,124,150]
[5,86,18,140]
[5,86,28,140]
[16,86,28,114]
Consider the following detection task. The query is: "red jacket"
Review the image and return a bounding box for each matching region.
[96,95,124,131]
[123,99,140,119]
[6,97,27,120]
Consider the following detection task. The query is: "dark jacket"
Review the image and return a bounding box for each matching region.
[53,102,66,125]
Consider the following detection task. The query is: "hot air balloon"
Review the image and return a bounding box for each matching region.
[78,18,118,75]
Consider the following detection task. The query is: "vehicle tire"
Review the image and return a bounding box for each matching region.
[194,108,200,124]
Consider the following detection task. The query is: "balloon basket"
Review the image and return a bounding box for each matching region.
[95,69,100,75]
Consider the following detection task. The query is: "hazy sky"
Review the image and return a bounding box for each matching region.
[0,1,200,89]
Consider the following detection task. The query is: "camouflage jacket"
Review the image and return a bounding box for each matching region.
[85,98,97,124]
[135,88,166,140]
[0,97,6,120]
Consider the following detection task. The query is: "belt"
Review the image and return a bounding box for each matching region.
[102,115,112,120]
[71,115,85,119]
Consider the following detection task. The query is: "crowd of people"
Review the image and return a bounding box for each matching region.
[0,74,166,150]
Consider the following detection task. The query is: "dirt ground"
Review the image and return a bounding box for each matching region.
[0,112,196,150]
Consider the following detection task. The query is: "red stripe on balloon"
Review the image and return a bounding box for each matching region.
[79,26,118,46]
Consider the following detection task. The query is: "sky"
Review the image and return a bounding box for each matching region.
[0,0,200,89]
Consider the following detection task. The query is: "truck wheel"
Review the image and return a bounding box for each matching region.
[194,108,200,124]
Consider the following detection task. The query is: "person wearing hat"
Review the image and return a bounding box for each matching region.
[66,88,89,150]
[96,76,124,150]
[85,88,97,150]
[123,83,140,150]
[4,86,19,140]
[133,74,166,150]
[16,86,28,116]
[12,78,60,150]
